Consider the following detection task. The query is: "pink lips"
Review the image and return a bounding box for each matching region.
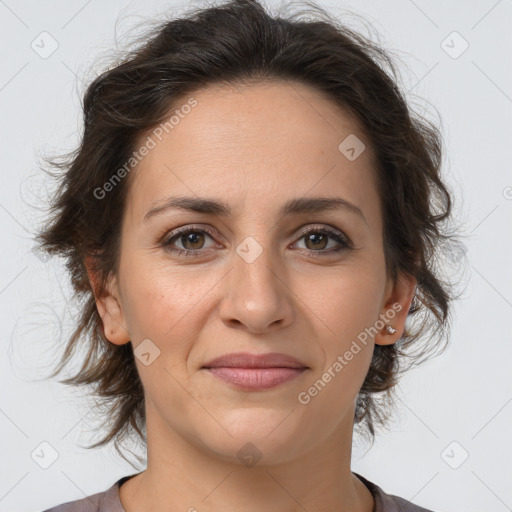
[202,352,308,391]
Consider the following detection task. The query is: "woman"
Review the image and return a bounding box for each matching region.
[37,0,457,510]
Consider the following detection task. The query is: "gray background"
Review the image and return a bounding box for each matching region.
[0,0,511,511]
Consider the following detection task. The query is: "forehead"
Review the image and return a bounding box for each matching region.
[125,79,380,225]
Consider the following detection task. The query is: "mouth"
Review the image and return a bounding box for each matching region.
[202,352,309,391]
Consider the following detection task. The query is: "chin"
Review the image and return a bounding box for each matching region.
[195,408,309,467]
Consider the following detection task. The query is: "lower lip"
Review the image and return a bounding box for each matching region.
[205,367,306,390]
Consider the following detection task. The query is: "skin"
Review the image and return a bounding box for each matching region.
[88,79,416,512]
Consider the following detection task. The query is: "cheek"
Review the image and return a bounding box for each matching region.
[304,265,386,345]
[294,271,383,426]
[299,260,385,398]
[120,259,217,356]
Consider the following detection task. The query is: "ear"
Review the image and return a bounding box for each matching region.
[84,256,130,345]
[374,272,417,346]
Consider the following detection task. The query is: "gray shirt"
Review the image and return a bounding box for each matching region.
[40,472,438,511]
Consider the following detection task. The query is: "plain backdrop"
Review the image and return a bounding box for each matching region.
[0,0,511,511]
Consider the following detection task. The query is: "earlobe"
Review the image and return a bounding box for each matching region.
[84,256,131,345]
[374,272,417,346]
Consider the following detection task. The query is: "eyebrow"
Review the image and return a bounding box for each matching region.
[143,195,367,224]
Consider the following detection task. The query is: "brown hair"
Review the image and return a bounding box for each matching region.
[35,0,462,468]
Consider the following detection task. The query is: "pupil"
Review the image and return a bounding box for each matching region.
[308,233,326,249]
[185,232,203,249]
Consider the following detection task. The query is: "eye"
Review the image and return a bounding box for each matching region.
[162,226,218,257]
[161,224,351,258]
[292,225,351,256]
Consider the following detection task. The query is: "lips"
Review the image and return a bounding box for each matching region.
[202,352,308,391]
[202,352,308,370]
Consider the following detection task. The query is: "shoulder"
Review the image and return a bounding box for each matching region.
[39,476,128,512]
[353,472,440,512]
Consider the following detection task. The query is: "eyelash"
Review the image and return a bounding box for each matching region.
[161,224,351,258]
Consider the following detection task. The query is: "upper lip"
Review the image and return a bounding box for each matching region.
[202,352,308,369]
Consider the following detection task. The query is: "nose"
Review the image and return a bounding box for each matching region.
[218,241,295,334]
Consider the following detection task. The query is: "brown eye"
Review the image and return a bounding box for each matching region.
[178,231,206,250]
[162,227,217,257]
[161,224,351,259]
[294,226,350,255]
[304,232,329,250]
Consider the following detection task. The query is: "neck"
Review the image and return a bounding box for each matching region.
[119,402,374,512]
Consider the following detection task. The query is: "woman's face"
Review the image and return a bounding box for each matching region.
[96,80,415,465]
